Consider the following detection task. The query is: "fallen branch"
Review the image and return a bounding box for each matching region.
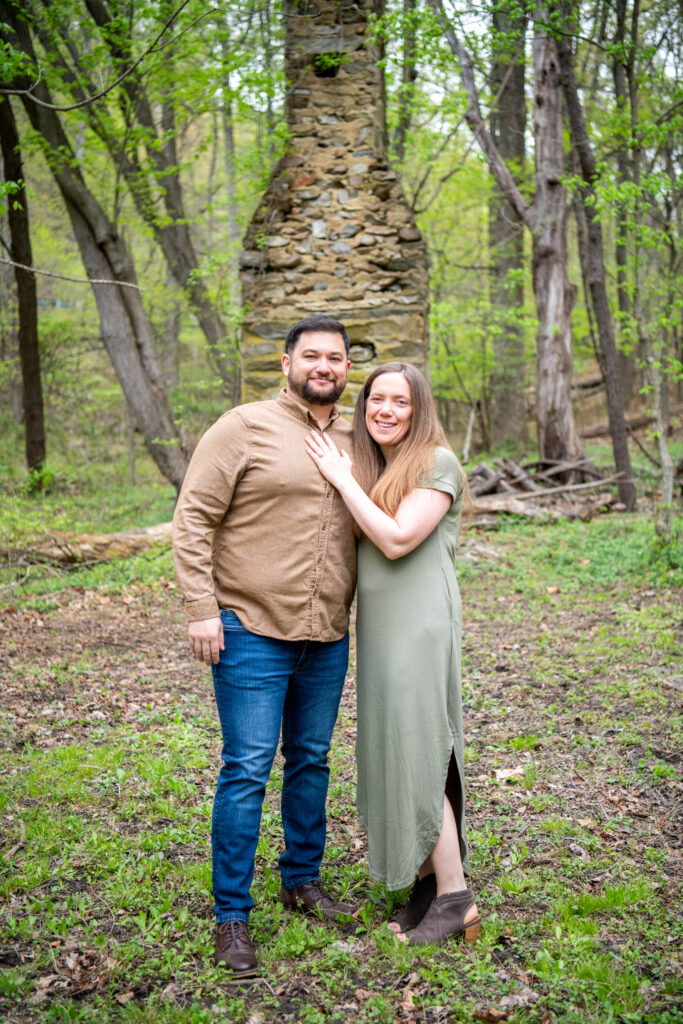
[504,473,625,501]
[1,523,172,566]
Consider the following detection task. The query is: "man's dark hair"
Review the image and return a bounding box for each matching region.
[285,314,350,356]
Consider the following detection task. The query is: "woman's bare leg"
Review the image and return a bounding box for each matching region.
[394,796,478,940]
[432,794,467,895]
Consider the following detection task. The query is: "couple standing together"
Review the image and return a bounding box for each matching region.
[172,314,480,975]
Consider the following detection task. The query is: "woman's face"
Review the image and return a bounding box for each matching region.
[365,372,413,451]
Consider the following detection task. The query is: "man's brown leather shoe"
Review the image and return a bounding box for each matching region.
[279,880,354,921]
[214,920,258,974]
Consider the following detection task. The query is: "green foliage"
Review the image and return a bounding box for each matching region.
[496,513,683,589]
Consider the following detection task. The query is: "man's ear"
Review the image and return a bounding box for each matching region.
[282,353,290,376]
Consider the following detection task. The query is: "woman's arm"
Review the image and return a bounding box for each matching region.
[305,432,451,559]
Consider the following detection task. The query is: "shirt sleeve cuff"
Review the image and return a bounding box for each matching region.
[185,597,220,621]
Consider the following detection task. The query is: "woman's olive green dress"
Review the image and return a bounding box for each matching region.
[355,446,469,890]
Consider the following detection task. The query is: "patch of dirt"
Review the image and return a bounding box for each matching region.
[1,583,209,749]
[1,547,681,1022]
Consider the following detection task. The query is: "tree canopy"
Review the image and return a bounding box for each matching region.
[0,0,680,516]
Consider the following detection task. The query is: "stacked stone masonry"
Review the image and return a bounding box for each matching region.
[240,0,429,411]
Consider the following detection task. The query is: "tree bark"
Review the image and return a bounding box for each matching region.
[611,0,635,401]
[488,3,527,447]
[393,0,418,163]
[646,337,675,538]
[0,95,46,475]
[554,9,636,509]
[531,18,582,466]
[427,0,583,469]
[217,24,242,281]
[0,3,190,490]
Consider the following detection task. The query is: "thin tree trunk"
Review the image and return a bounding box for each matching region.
[555,8,636,509]
[0,95,46,475]
[259,0,277,156]
[218,27,242,279]
[488,3,527,448]
[612,0,635,401]
[393,0,417,163]
[163,271,181,392]
[646,335,674,538]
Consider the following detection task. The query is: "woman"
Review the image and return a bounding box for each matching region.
[305,362,480,946]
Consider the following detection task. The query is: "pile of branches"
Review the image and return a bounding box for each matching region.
[467,457,626,521]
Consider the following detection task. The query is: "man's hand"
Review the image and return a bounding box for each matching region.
[188,617,224,666]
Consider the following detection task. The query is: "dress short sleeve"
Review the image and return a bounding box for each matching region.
[419,445,464,504]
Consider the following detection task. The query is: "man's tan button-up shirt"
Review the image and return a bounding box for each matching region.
[172,389,357,641]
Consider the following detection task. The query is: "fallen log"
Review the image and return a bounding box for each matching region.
[471,494,553,518]
[580,404,683,439]
[470,471,505,497]
[494,457,542,492]
[2,522,173,566]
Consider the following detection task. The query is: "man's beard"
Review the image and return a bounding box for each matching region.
[288,371,346,406]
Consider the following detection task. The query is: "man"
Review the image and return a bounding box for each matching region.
[173,314,356,975]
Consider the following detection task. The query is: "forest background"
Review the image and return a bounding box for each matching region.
[0,1,681,1023]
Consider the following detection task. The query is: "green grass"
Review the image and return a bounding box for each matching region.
[1,455,682,1022]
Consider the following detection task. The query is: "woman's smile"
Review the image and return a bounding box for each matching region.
[365,372,413,450]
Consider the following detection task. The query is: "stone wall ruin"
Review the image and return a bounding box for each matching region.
[239,0,429,412]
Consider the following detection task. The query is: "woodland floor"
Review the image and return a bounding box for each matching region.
[0,515,681,1024]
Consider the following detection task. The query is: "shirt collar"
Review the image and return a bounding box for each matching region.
[277,388,340,427]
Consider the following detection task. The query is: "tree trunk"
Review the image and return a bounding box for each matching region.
[531,11,583,466]
[427,0,583,470]
[1,4,190,490]
[646,336,675,538]
[393,0,418,163]
[611,0,635,402]
[555,11,636,509]
[163,271,181,392]
[258,0,277,157]
[0,95,46,475]
[488,3,527,448]
[218,26,243,280]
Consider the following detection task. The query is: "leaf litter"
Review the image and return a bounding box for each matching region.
[0,525,681,1022]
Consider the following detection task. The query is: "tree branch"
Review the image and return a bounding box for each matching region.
[425,0,534,231]
[0,256,143,289]
[0,0,195,111]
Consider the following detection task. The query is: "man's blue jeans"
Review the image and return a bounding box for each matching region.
[210,609,349,923]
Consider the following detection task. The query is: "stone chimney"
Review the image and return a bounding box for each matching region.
[239,0,429,412]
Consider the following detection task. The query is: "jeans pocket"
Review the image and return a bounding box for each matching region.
[220,609,244,632]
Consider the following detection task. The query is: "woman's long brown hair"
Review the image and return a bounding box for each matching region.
[352,362,471,519]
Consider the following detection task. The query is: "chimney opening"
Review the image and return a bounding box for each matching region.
[313,53,341,78]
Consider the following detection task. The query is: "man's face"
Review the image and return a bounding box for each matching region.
[282,330,350,407]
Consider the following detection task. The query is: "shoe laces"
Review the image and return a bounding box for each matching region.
[218,920,247,942]
[305,880,331,902]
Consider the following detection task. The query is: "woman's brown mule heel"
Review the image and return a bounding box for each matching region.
[404,887,481,947]
[390,873,437,931]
